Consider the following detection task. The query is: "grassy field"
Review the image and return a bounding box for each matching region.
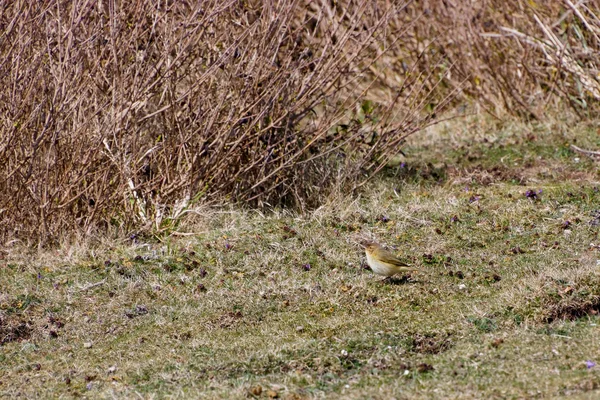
[2,116,600,399]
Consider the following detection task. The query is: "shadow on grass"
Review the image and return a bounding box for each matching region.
[381,275,420,285]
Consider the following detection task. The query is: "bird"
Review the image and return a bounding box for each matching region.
[361,240,418,278]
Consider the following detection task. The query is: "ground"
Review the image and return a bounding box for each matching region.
[2,115,600,399]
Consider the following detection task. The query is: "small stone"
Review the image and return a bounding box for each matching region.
[107,366,117,374]
[249,385,262,396]
[266,389,278,398]
[458,284,467,290]
[511,246,524,254]
[296,326,304,332]
[416,363,434,373]
[83,342,93,349]
[378,215,390,223]
[135,305,148,315]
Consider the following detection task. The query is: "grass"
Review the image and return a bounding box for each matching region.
[2,116,600,399]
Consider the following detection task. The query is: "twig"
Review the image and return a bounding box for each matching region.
[79,279,106,292]
[571,144,600,157]
[168,231,201,237]
[551,333,572,339]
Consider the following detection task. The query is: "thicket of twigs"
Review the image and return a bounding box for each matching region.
[1,0,599,244]
[399,0,600,119]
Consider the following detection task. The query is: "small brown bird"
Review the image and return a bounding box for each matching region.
[361,240,418,278]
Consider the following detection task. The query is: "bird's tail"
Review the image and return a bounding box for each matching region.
[402,266,419,272]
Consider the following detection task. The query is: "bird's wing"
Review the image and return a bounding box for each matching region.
[379,251,412,267]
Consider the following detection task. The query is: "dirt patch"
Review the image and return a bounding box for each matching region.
[411,333,452,354]
[448,162,598,187]
[544,297,600,323]
[560,378,600,396]
[448,165,525,186]
[531,273,600,323]
[214,311,244,329]
[0,313,33,345]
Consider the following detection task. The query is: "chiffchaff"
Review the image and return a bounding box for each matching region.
[361,240,418,278]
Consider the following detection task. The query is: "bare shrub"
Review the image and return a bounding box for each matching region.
[0,1,452,243]
[394,1,600,118]
[5,0,597,244]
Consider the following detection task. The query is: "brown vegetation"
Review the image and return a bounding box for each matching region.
[1,0,599,243]
[398,0,600,118]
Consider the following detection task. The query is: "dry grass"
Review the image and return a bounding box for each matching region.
[2,117,600,398]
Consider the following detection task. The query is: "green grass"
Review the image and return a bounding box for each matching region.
[2,117,600,398]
